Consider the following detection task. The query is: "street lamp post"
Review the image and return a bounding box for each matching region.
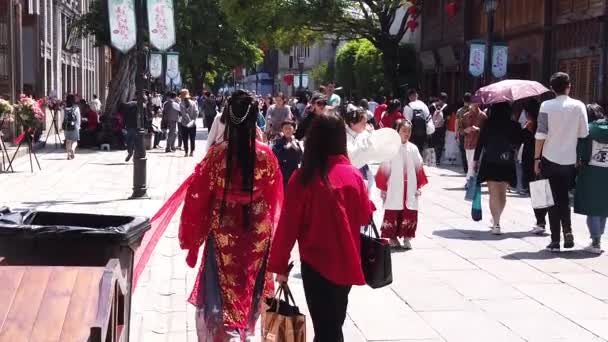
[298,56,305,90]
[484,0,498,85]
[131,0,148,198]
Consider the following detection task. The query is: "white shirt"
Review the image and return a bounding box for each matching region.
[90,98,101,112]
[404,100,431,121]
[536,95,589,165]
[368,101,378,114]
[346,126,374,168]
[206,113,225,150]
[383,142,423,210]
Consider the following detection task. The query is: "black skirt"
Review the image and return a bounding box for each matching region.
[477,159,516,186]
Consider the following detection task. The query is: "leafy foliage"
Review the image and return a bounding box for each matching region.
[219,0,422,95]
[310,62,332,87]
[336,39,384,98]
[72,0,263,94]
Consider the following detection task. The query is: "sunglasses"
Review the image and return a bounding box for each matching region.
[315,101,327,106]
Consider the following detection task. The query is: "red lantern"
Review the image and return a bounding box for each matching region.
[283,74,294,86]
[445,1,458,17]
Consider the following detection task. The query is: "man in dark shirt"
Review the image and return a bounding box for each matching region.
[295,93,327,140]
[123,101,138,162]
[272,120,303,190]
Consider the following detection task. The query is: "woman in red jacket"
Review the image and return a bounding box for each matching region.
[380,99,405,129]
[268,114,373,342]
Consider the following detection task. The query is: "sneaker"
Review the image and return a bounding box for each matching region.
[389,238,401,248]
[530,225,546,235]
[491,225,502,235]
[563,234,575,249]
[125,152,133,162]
[189,151,194,157]
[583,243,603,255]
[546,241,561,252]
[403,239,412,250]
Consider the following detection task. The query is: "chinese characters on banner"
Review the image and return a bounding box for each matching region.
[166,53,179,79]
[150,53,163,78]
[492,45,509,79]
[108,0,137,53]
[468,43,485,77]
[147,0,176,51]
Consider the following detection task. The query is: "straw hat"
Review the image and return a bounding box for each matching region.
[179,89,191,99]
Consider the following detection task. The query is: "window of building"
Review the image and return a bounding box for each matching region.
[558,56,600,103]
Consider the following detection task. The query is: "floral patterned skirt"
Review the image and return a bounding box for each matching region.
[381,209,418,239]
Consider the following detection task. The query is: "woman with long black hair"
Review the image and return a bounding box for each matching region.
[179,90,283,341]
[268,114,373,342]
[474,102,523,235]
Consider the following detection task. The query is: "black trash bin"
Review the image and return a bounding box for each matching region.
[0,208,151,342]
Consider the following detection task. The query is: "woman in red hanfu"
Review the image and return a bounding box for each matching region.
[376,120,428,250]
[179,90,283,341]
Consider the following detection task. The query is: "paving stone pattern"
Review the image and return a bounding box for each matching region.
[2,123,607,342]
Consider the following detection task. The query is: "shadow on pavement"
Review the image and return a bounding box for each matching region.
[502,250,600,260]
[433,228,541,241]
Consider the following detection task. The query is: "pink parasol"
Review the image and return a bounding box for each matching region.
[474,79,550,105]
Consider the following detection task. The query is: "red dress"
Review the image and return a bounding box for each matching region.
[380,111,405,129]
[179,142,283,338]
[375,162,428,239]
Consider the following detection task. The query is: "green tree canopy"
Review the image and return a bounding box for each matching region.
[219,0,422,95]
[336,39,384,99]
[73,0,263,113]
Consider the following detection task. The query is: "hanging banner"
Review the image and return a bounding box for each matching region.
[468,43,485,77]
[147,0,176,51]
[166,53,179,79]
[108,0,137,53]
[149,53,162,78]
[492,45,509,79]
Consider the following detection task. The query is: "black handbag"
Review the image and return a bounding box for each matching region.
[360,220,393,289]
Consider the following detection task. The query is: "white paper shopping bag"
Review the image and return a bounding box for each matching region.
[530,179,554,209]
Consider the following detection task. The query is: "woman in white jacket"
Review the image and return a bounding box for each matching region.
[344,107,376,189]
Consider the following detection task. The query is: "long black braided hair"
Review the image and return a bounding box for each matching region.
[219,90,259,230]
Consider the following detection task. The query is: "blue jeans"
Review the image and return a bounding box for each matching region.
[587,216,607,240]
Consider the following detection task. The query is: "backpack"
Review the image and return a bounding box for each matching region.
[485,133,516,166]
[410,108,428,139]
[432,104,446,128]
[63,107,77,131]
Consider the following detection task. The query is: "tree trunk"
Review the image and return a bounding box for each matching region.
[372,34,401,97]
[104,50,137,116]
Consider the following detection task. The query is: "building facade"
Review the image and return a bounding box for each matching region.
[1,0,111,141]
[420,0,608,105]
[275,38,341,96]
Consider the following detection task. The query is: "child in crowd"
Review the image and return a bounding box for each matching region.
[272,120,303,190]
[376,120,428,249]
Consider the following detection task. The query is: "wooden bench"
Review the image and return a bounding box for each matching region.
[0,259,127,342]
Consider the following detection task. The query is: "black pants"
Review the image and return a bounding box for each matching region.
[541,158,576,242]
[301,262,351,342]
[432,127,446,164]
[459,137,467,174]
[534,208,548,227]
[180,125,196,153]
[177,123,183,147]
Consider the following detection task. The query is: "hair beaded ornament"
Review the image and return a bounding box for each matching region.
[228,101,252,125]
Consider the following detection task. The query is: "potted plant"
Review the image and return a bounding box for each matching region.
[13,95,45,143]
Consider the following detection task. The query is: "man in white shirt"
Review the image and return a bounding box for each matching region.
[403,88,434,152]
[535,72,589,252]
[90,94,102,114]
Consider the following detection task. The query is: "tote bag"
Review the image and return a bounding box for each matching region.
[529,179,554,209]
[471,183,483,222]
[360,220,393,289]
[464,175,478,201]
[262,283,306,342]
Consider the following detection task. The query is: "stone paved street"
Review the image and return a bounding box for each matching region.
[2,123,608,341]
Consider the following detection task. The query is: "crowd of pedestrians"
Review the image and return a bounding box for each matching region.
[173,72,607,341]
